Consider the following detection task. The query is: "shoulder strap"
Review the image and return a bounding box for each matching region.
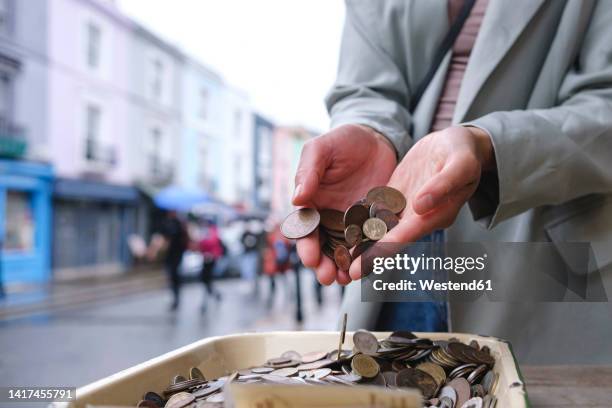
[409,0,476,112]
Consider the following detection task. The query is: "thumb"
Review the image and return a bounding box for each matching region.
[292,139,329,206]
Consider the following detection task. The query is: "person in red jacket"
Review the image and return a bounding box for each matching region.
[199,219,223,311]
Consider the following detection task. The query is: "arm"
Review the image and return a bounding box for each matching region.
[325,0,415,158]
[465,1,612,228]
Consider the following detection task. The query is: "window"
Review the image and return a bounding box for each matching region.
[151,58,164,100]
[234,110,242,137]
[0,0,11,35]
[0,71,10,119]
[150,127,161,174]
[199,88,209,119]
[86,22,101,69]
[4,190,35,252]
[84,104,101,160]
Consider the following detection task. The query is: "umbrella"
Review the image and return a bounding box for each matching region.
[154,185,214,211]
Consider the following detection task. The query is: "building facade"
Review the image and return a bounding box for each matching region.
[0,0,54,284]
[44,0,141,279]
[0,0,262,285]
[252,113,274,211]
[214,86,253,207]
[179,57,224,193]
[271,126,314,219]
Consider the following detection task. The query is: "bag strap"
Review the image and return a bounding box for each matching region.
[409,0,476,112]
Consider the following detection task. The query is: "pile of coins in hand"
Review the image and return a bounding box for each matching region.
[136,329,498,408]
[280,186,406,271]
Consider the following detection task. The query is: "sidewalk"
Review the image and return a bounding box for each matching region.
[0,266,167,321]
[0,271,343,394]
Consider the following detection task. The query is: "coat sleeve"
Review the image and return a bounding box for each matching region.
[325,0,414,158]
[465,1,612,228]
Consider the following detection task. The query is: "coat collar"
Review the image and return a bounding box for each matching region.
[452,0,546,123]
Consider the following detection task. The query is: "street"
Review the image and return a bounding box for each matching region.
[0,271,342,391]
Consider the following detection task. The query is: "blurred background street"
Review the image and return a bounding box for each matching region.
[0,0,346,392]
[0,272,342,388]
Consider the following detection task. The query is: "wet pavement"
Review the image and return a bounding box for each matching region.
[0,270,343,392]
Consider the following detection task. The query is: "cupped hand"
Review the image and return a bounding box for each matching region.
[348,125,495,280]
[291,124,397,285]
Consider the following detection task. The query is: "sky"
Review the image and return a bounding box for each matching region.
[116,0,346,132]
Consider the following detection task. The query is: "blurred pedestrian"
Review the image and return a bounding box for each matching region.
[263,226,291,308]
[198,219,223,312]
[160,211,188,311]
[240,219,265,296]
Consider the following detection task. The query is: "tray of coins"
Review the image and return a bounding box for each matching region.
[53,330,528,408]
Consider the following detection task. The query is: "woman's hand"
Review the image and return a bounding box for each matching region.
[348,125,495,280]
[292,124,397,285]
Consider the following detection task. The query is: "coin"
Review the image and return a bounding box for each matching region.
[448,377,471,408]
[369,201,390,218]
[333,245,352,271]
[313,368,332,379]
[362,218,388,241]
[301,350,327,363]
[366,186,407,214]
[136,400,158,408]
[297,359,333,371]
[143,391,164,407]
[281,350,302,362]
[172,375,187,384]
[344,224,362,248]
[351,354,380,378]
[439,385,457,406]
[353,329,379,355]
[382,371,398,387]
[351,240,374,259]
[319,208,345,231]
[375,208,400,230]
[417,362,446,387]
[280,208,320,239]
[396,367,437,399]
[271,367,298,377]
[190,367,206,380]
[251,367,274,374]
[462,397,483,408]
[165,392,196,408]
[344,204,369,228]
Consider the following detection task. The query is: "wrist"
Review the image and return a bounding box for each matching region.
[465,126,496,171]
[356,124,398,164]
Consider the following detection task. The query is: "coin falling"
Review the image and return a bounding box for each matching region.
[141,327,498,408]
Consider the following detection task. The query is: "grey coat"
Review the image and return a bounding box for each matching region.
[329,0,612,364]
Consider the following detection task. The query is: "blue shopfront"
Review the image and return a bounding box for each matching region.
[0,159,53,285]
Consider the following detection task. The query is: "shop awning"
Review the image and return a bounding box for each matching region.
[54,178,138,203]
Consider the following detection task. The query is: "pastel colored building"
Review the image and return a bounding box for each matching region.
[179,57,224,193]
[271,126,315,219]
[0,0,54,284]
[252,113,275,210]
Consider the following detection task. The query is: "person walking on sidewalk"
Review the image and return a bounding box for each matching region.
[198,219,223,312]
[160,211,188,311]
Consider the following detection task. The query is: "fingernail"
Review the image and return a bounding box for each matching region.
[292,184,303,201]
[416,194,434,212]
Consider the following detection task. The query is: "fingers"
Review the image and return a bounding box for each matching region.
[349,255,362,281]
[292,139,330,206]
[337,268,352,286]
[315,255,338,285]
[296,229,321,268]
[413,154,480,215]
